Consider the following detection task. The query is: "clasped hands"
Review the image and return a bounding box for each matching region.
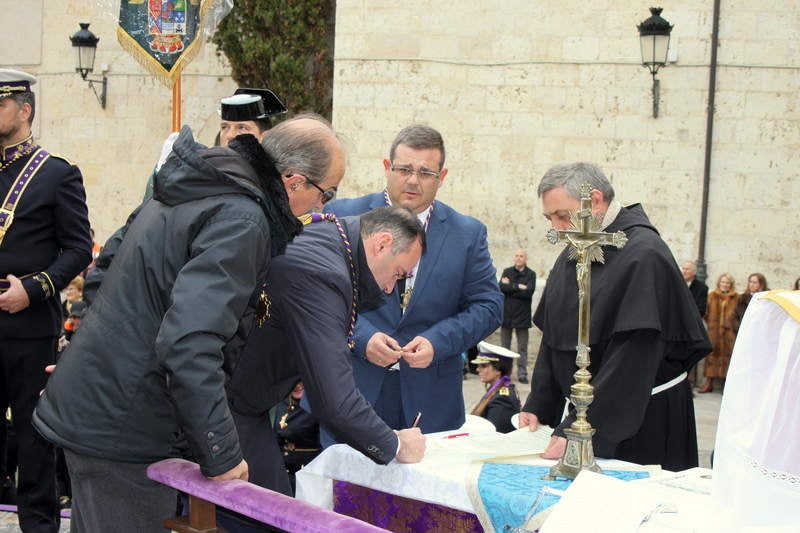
[365,332,434,369]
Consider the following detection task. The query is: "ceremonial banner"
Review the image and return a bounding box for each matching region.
[116,0,227,87]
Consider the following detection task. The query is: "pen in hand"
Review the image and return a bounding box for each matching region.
[411,412,422,428]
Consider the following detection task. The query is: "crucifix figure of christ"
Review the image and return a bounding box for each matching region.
[543,183,628,481]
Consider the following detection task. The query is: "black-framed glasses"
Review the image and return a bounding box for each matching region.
[390,165,441,181]
[304,176,337,204]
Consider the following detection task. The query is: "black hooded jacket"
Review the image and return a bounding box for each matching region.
[34,128,296,476]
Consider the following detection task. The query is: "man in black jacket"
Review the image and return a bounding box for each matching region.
[681,260,708,317]
[227,206,427,499]
[0,69,92,533]
[519,162,711,472]
[33,116,341,532]
[681,260,708,387]
[499,249,536,383]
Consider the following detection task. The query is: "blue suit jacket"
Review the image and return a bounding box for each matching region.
[325,193,502,432]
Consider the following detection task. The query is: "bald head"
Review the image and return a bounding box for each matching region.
[260,114,346,214]
[514,249,528,269]
[260,114,344,184]
[681,261,697,282]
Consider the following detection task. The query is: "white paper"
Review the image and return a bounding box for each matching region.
[540,470,664,533]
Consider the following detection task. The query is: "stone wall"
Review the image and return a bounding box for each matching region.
[2,1,797,292]
[331,0,799,291]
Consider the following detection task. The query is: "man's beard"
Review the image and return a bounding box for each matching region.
[0,122,23,147]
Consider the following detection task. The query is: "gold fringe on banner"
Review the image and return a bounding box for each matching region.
[116,0,216,89]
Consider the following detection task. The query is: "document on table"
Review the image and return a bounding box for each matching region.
[539,470,664,533]
[426,426,554,459]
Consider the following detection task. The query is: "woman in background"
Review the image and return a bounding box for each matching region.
[700,273,738,393]
[729,273,768,335]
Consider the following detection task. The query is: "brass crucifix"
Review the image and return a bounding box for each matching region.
[543,183,627,481]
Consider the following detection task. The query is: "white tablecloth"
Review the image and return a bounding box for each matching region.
[295,428,722,532]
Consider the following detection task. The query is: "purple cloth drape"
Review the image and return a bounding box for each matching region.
[333,481,483,532]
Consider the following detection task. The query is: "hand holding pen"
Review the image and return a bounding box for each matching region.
[394,412,425,463]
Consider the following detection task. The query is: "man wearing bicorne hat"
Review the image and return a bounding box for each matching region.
[0,68,92,532]
[218,87,287,146]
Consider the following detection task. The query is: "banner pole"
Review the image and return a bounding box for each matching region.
[172,77,181,132]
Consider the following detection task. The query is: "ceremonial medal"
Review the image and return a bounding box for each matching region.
[256,286,271,327]
[401,288,413,309]
[278,412,289,430]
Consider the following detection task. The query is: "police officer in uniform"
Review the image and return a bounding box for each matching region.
[0,69,92,532]
[469,341,522,433]
[272,381,320,494]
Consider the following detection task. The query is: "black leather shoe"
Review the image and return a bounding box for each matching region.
[519,376,529,384]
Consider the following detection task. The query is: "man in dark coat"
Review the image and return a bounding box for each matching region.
[681,260,708,317]
[519,162,712,472]
[681,260,709,387]
[32,116,343,532]
[500,249,536,383]
[0,69,92,532]
[227,206,427,500]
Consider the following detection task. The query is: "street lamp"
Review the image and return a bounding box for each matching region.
[637,7,673,118]
[69,22,107,109]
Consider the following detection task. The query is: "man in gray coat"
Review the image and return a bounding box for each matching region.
[33,116,343,532]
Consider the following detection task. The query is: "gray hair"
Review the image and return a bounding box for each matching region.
[8,92,35,124]
[360,206,426,255]
[537,162,615,203]
[389,124,446,170]
[260,113,340,184]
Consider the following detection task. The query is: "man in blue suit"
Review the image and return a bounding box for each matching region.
[324,124,502,433]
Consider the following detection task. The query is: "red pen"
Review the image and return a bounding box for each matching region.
[445,432,470,439]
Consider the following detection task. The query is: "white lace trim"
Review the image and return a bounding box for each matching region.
[743,455,800,488]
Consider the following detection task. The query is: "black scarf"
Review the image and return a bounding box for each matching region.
[228,134,303,258]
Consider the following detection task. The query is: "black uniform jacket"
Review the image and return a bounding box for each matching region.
[524,204,711,471]
[274,397,321,471]
[0,137,91,337]
[34,128,277,477]
[480,382,521,434]
[688,278,709,318]
[227,216,399,467]
[500,265,535,328]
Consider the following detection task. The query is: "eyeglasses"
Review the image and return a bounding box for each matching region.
[390,165,441,181]
[304,176,337,204]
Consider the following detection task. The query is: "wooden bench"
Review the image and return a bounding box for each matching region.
[146,458,390,533]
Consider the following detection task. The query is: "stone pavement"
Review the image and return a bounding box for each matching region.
[0,375,723,532]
